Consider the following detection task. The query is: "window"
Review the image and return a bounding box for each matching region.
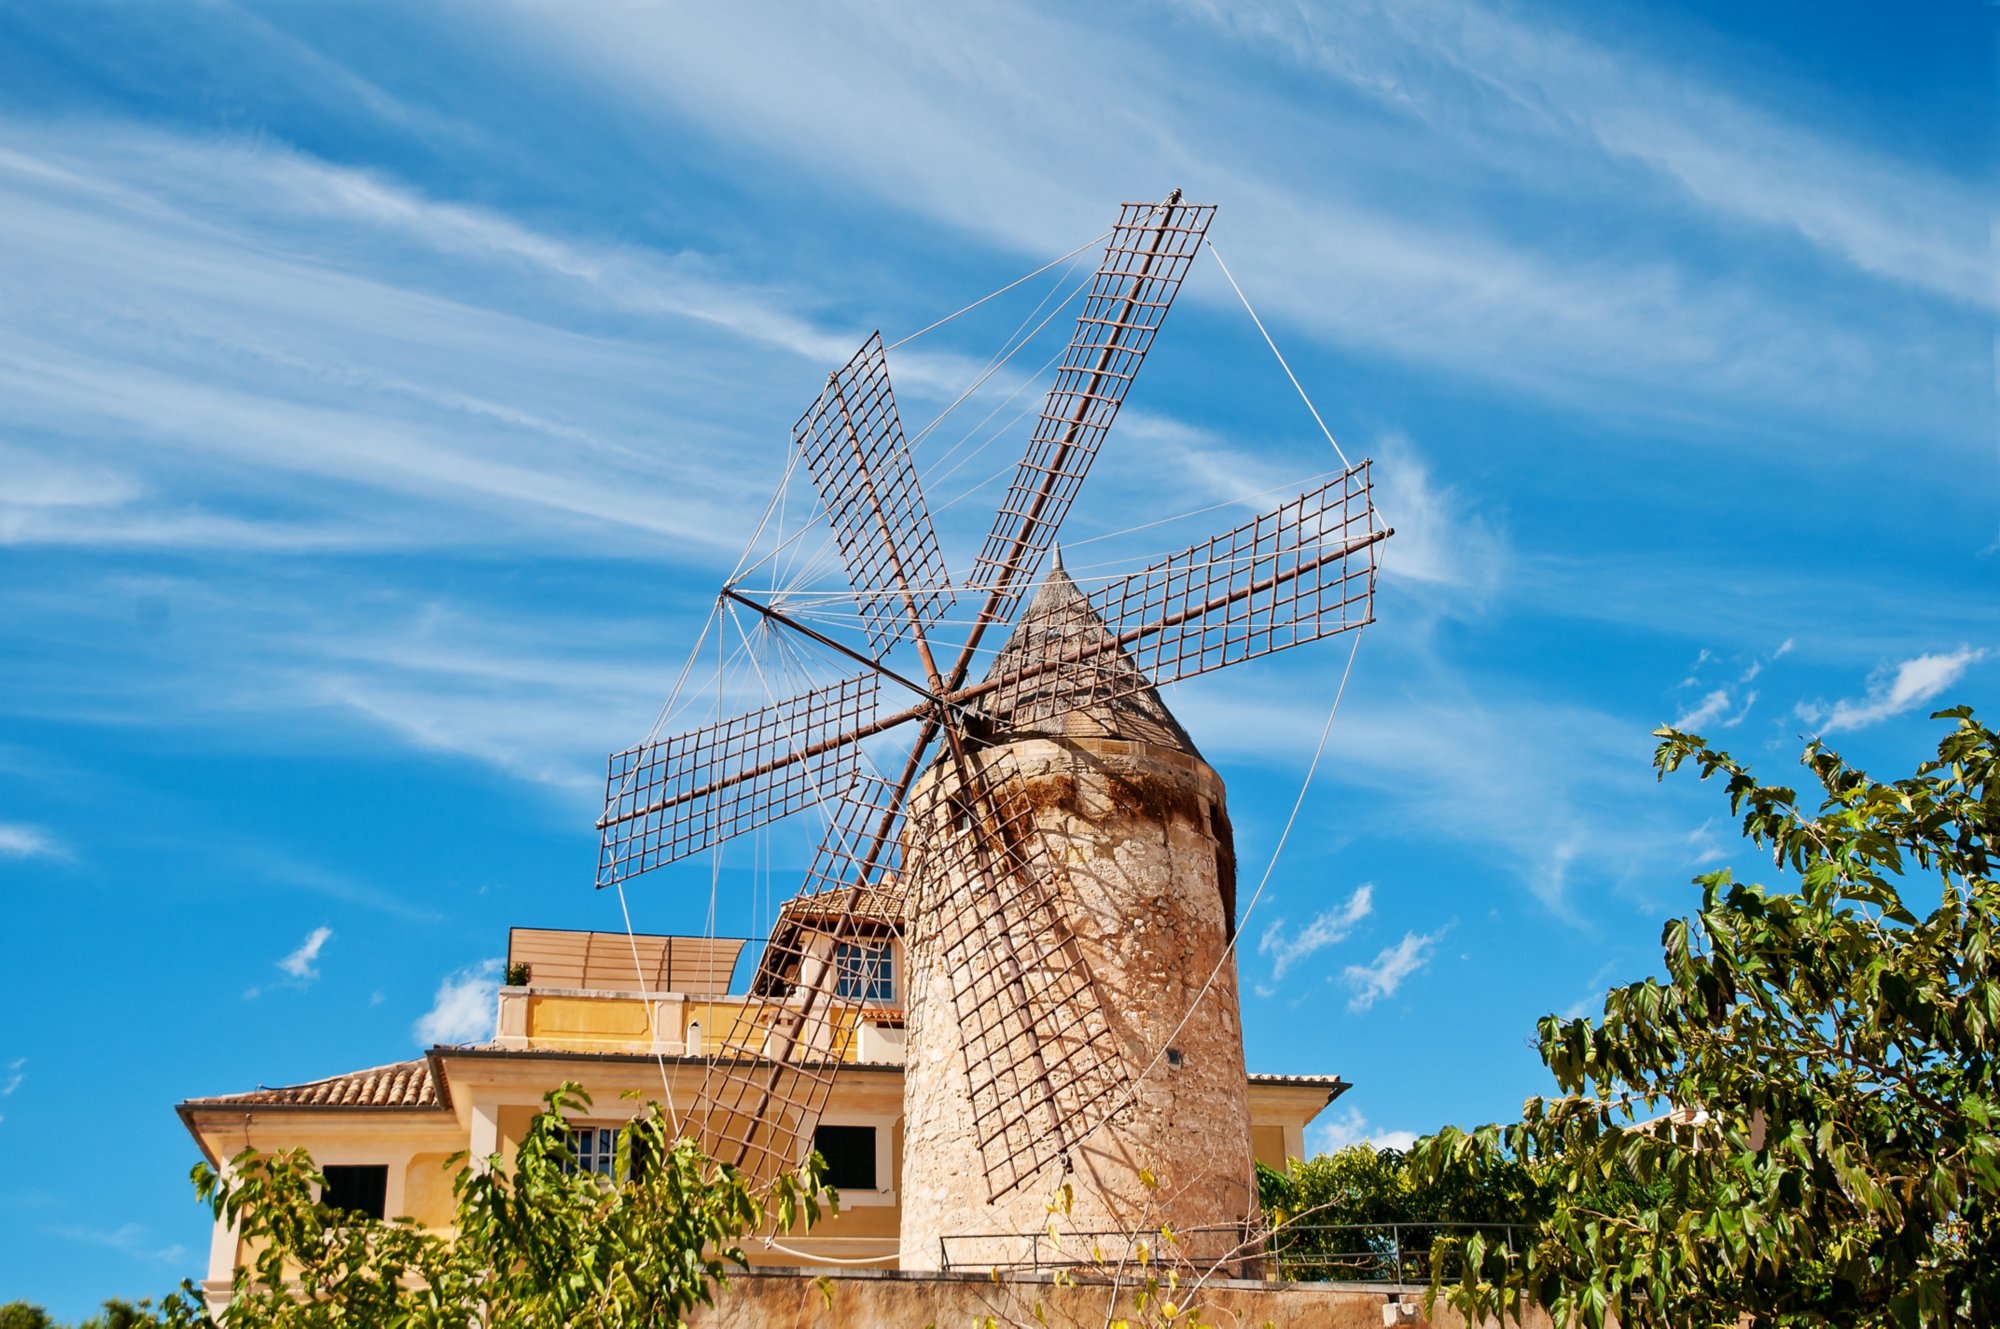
[566,1124,651,1181]
[568,1125,620,1179]
[833,941,893,1002]
[811,1124,878,1192]
[320,1164,388,1220]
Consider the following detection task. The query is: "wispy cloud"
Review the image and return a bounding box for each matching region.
[1558,961,1624,1021]
[1800,647,1988,734]
[0,823,66,861]
[49,1221,187,1265]
[1668,638,1793,733]
[414,959,503,1046]
[246,925,333,998]
[278,926,333,981]
[1369,433,1506,602]
[1170,670,1687,921]
[0,1056,20,1127]
[0,124,815,561]
[1176,0,1987,309]
[517,2,1985,444]
[1672,688,1731,732]
[1305,1104,1419,1155]
[1343,928,1444,1012]
[1258,883,1374,983]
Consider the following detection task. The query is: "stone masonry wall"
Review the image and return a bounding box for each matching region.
[899,734,1256,1270]
[687,1269,1555,1329]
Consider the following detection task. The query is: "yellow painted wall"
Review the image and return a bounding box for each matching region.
[527,994,654,1045]
[402,1151,461,1228]
[1251,1124,1289,1170]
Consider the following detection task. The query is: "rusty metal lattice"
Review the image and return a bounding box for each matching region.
[595,674,878,887]
[796,333,954,654]
[970,197,1216,624]
[972,466,1384,733]
[903,751,1130,1200]
[685,775,907,1187]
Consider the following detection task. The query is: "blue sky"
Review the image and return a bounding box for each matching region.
[0,0,1992,1314]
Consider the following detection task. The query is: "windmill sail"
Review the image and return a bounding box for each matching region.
[970,466,1386,733]
[796,333,954,655]
[901,747,1130,1200]
[597,673,879,886]
[968,196,1216,627]
[684,775,906,1184]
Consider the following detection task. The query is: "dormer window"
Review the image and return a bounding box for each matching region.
[833,941,894,1002]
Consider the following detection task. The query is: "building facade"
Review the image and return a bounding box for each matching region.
[178,923,1345,1309]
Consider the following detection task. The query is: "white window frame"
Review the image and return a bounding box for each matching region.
[833,940,895,1003]
[564,1120,644,1181]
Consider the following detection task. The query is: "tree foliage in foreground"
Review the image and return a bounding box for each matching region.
[1414,707,1998,1328]
[155,1084,826,1329]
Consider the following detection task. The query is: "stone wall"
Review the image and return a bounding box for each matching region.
[687,1269,1556,1329]
[899,734,1256,1270]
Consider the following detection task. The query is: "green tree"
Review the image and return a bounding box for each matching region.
[78,1302,164,1329]
[1257,1145,1547,1282]
[0,1301,162,1329]
[157,1084,827,1328]
[0,1305,56,1329]
[1414,707,1999,1327]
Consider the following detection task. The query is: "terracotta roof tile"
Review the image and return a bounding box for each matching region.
[186,1058,440,1109]
[1246,1072,1351,1088]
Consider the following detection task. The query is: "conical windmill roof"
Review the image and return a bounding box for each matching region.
[975,552,1202,757]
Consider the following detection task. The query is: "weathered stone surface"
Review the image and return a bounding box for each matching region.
[685,1269,1555,1329]
[899,732,1256,1270]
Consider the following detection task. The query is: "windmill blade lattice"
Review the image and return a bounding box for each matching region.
[683,774,905,1184]
[901,747,1131,1200]
[597,672,878,886]
[973,465,1386,733]
[796,332,954,655]
[970,198,1216,626]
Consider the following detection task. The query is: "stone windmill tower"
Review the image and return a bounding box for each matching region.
[592,193,1387,1265]
[899,553,1254,1268]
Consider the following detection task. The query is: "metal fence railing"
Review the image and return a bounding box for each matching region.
[936,1221,1535,1285]
[1261,1222,1534,1285]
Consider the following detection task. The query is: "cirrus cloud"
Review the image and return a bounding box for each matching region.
[1800,646,1987,734]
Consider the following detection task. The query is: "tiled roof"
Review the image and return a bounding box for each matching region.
[184,1058,441,1109]
[776,883,904,926]
[1247,1072,1351,1090]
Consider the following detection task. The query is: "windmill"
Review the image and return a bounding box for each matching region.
[595,192,1389,1221]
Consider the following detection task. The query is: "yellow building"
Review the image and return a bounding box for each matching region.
[177,922,1346,1310]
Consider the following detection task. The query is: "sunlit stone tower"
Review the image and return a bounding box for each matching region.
[899,559,1256,1270]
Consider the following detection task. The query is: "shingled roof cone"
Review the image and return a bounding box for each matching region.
[898,562,1256,1271]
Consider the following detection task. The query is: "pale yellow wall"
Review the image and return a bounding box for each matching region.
[1246,1083,1339,1167]
[526,993,656,1046]
[184,1110,468,1292]
[187,1059,1335,1291]
[1251,1123,1289,1170]
[514,990,885,1063]
[403,1151,461,1228]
